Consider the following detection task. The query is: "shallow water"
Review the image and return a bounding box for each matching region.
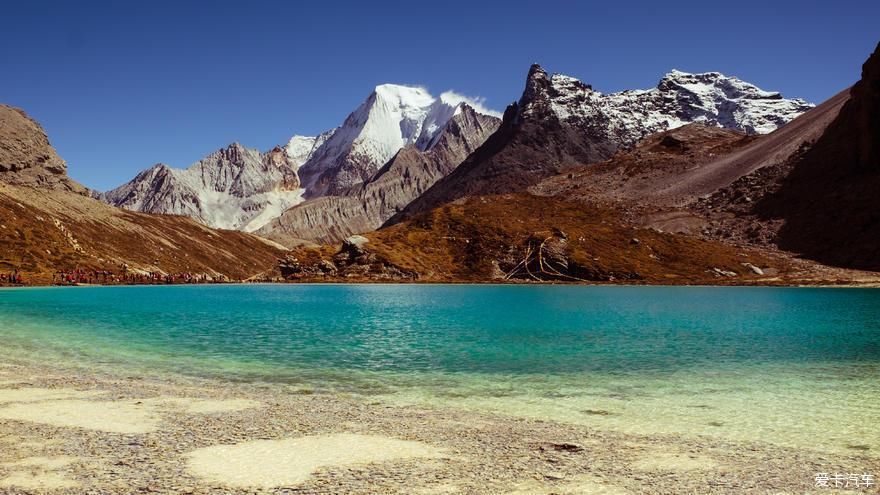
[1,285,878,455]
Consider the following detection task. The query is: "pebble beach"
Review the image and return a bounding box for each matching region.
[0,362,876,494]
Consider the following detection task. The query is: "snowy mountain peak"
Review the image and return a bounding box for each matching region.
[658,69,789,101]
[438,91,503,118]
[372,84,435,109]
[297,84,501,196]
[523,66,814,142]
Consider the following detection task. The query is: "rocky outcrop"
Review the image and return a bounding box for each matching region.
[259,104,500,244]
[0,104,87,194]
[392,65,812,222]
[279,235,416,281]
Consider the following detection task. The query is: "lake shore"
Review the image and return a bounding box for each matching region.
[0,361,876,494]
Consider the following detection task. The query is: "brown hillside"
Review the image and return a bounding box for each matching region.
[0,104,287,284]
[0,182,285,284]
[757,42,880,270]
[284,194,779,284]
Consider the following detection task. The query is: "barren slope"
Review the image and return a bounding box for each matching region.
[756,42,880,270]
[647,89,850,204]
[0,183,285,283]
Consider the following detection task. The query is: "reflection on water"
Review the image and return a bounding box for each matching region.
[0,285,878,455]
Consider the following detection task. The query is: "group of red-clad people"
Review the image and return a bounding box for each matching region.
[0,270,24,285]
[52,268,229,286]
[53,268,116,285]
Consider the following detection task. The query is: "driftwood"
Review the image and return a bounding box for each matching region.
[503,231,591,282]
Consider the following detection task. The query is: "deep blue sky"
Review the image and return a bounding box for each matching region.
[2,0,878,190]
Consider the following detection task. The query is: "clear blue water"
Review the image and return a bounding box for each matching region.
[1,285,878,454]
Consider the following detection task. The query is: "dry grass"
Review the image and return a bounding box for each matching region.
[0,183,285,283]
[291,193,778,284]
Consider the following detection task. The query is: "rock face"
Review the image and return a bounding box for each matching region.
[756,42,880,270]
[259,104,500,244]
[0,105,87,194]
[103,142,312,232]
[297,85,501,197]
[393,65,812,221]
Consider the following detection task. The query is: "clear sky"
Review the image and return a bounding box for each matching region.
[2,0,878,190]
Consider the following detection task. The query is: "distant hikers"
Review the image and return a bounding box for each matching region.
[48,268,242,286]
[0,270,23,285]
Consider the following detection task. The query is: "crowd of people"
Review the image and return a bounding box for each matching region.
[0,266,285,286]
[52,269,230,286]
[54,269,117,285]
[53,269,230,285]
[0,270,24,285]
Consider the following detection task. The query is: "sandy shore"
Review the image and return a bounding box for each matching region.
[0,363,876,494]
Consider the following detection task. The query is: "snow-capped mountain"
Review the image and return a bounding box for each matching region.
[105,67,810,235]
[103,142,315,232]
[259,103,501,244]
[104,85,500,232]
[298,84,502,197]
[394,64,814,220]
[541,68,814,144]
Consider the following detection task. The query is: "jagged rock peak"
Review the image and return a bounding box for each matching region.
[0,104,87,193]
[521,64,552,107]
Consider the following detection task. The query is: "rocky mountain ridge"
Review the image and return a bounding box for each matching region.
[259,103,500,244]
[393,65,812,222]
[297,85,502,197]
[104,84,501,233]
[103,142,311,232]
[0,107,285,283]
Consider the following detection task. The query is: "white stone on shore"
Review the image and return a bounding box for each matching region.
[186,433,447,489]
[0,399,161,434]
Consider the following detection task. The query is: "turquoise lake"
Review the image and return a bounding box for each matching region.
[1,285,878,455]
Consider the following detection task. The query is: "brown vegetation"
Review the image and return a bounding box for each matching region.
[0,183,285,284]
[285,194,780,284]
